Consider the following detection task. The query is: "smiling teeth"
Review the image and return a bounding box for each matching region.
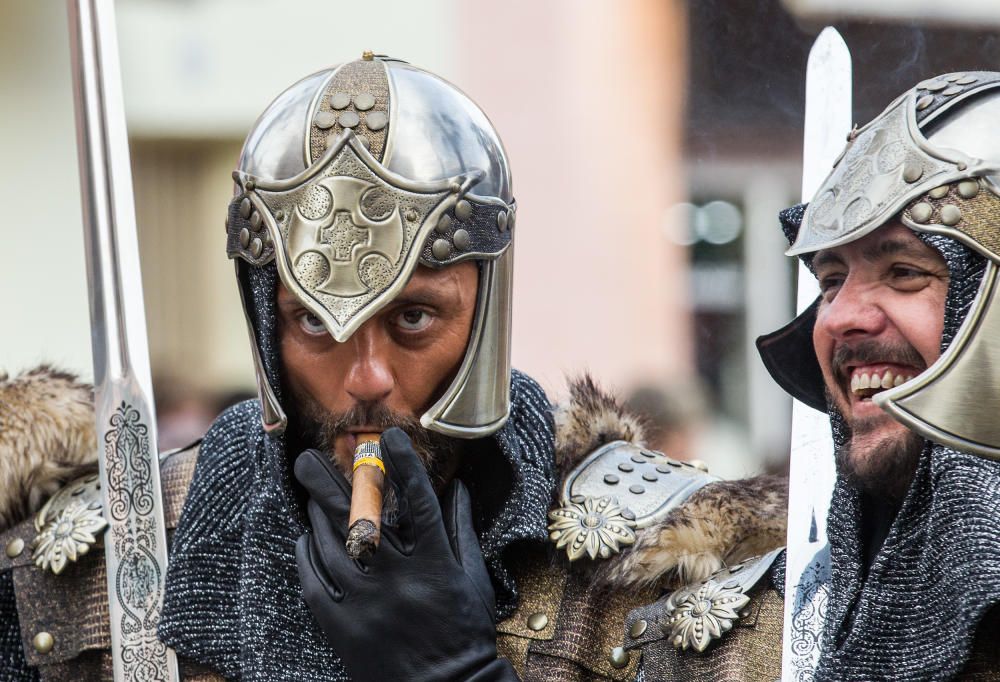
[851,371,915,395]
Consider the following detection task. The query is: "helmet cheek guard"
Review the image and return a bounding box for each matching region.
[226,56,516,438]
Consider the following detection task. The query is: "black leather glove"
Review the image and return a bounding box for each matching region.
[295,427,518,682]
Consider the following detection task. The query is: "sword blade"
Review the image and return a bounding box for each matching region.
[67,1,178,679]
[780,26,851,682]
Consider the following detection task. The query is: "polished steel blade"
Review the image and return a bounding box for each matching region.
[781,26,851,682]
[67,0,178,679]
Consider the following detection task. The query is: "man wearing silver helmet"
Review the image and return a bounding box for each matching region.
[754,72,1000,679]
[149,54,787,681]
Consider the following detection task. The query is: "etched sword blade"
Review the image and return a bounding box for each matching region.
[781,26,851,682]
[67,0,179,679]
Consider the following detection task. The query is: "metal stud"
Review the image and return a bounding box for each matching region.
[642,472,658,482]
[920,80,947,92]
[740,609,752,618]
[958,180,980,199]
[629,484,645,495]
[250,238,264,259]
[618,463,634,473]
[724,580,740,589]
[690,460,709,473]
[436,214,452,234]
[630,454,646,463]
[239,228,251,249]
[642,450,656,458]
[570,495,586,504]
[608,647,630,670]
[354,93,375,111]
[314,111,336,129]
[455,199,473,221]
[239,197,252,219]
[902,162,923,183]
[432,238,450,260]
[275,210,286,222]
[668,460,682,467]
[366,111,388,131]
[527,612,549,631]
[655,464,672,474]
[929,185,950,199]
[453,229,471,251]
[957,75,978,85]
[33,632,54,655]
[910,202,933,223]
[916,95,934,111]
[362,50,375,61]
[404,208,418,222]
[940,205,962,226]
[339,111,360,128]
[942,85,963,97]
[629,619,648,639]
[497,210,508,232]
[245,180,255,191]
[604,474,620,485]
[5,538,24,559]
[249,211,262,231]
[945,73,965,82]
[621,508,636,521]
[330,92,351,110]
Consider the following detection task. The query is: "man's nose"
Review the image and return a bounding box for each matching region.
[342,327,394,403]
[816,278,889,342]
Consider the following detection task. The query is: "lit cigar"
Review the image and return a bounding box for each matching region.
[345,433,384,559]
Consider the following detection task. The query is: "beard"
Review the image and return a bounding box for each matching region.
[284,384,458,487]
[834,412,924,505]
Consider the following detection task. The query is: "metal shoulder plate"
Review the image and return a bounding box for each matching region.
[547,440,717,562]
[658,547,783,653]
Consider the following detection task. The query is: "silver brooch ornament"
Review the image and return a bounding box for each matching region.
[664,580,750,653]
[32,474,107,575]
[547,495,637,561]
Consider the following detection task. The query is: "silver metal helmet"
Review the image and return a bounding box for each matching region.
[226,54,517,438]
[761,71,1000,459]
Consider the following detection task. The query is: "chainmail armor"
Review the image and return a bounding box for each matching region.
[0,570,38,681]
[158,263,557,680]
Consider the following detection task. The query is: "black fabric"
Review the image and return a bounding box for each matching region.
[158,370,556,681]
[0,569,38,681]
[295,434,516,682]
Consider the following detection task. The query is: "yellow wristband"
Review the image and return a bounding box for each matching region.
[352,456,386,474]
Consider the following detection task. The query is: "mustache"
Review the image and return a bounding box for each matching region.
[831,339,927,382]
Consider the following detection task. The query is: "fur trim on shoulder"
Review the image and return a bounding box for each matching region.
[596,474,788,590]
[0,365,97,532]
[553,375,646,476]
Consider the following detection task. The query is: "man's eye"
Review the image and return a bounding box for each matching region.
[298,312,326,335]
[396,309,433,332]
[818,275,844,299]
[890,265,936,291]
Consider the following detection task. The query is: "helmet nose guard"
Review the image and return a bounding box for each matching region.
[226,55,517,438]
[760,72,1000,458]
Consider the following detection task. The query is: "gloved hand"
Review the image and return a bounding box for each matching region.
[295,427,518,682]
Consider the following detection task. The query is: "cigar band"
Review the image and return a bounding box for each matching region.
[352,441,385,473]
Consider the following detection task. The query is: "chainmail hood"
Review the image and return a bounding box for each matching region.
[158,262,557,680]
[776,206,1000,680]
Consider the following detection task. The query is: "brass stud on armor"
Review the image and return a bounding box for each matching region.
[497,211,508,232]
[250,238,263,259]
[643,472,658,482]
[928,185,950,199]
[916,95,934,111]
[920,80,947,92]
[570,495,586,504]
[608,647,630,669]
[630,454,646,464]
[245,180,255,191]
[940,205,962,226]
[275,210,285,222]
[314,111,337,129]
[957,75,978,85]
[239,228,251,249]
[629,484,645,495]
[354,93,375,111]
[404,208,418,222]
[366,111,388,131]
[629,619,648,639]
[455,199,473,221]
[330,92,351,110]
[945,73,965,82]
[432,238,450,260]
[942,85,963,97]
[690,460,709,473]
[362,50,375,61]
[958,180,980,199]
[5,538,24,558]
[339,111,360,128]
[436,214,452,234]
[453,229,471,251]
[618,463,634,473]
[655,464,672,474]
[527,612,549,631]
[621,508,636,521]
[33,632,54,655]
[239,197,252,219]
[604,474,620,485]
[250,211,262,230]
[910,202,933,223]
[902,162,923,183]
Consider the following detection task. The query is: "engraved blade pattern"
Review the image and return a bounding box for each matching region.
[780,26,851,682]
[67,1,179,679]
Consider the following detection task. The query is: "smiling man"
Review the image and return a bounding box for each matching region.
[759,72,1000,680]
